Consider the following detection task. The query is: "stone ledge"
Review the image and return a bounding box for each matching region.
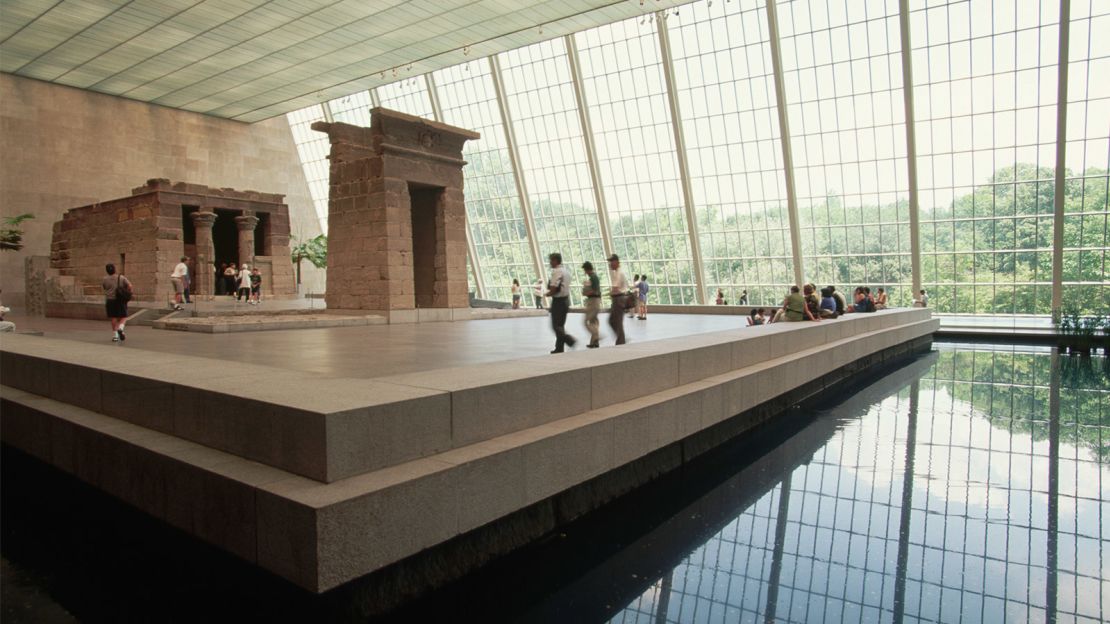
[0,309,932,485]
[0,314,936,592]
[152,313,386,333]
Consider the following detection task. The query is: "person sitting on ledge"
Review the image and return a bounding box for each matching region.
[747,308,765,326]
[819,287,837,318]
[845,287,877,313]
[829,285,846,316]
[773,285,820,322]
[875,287,889,309]
[803,284,823,320]
[913,289,929,307]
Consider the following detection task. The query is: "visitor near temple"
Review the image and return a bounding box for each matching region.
[608,254,630,345]
[102,263,131,342]
[545,253,577,353]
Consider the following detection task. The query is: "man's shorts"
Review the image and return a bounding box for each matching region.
[172,277,184,294]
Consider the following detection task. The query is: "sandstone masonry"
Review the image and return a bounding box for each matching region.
[49,179,296,302]
[313,109,478,311]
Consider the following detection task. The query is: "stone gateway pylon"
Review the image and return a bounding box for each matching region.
[312,108,479,313]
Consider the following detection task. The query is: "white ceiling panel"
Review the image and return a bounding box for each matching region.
[0,0,690,122]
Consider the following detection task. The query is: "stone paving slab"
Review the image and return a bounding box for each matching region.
[153,313,386,333]
[0,309,938,593]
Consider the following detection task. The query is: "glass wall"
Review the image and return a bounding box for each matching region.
[375,78,434,119]
[434,60,536,302]
[577,17,697,304]
[284,0,1109,320]
[912,0,1060,315]
[285,104,330,232]
[779,0,914,304]
[499,39,606,304]
[327,90,372,126]
[668,0,794,306]
[1061,0,1110,314]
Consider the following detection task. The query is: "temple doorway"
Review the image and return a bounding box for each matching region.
[409,183,444,309]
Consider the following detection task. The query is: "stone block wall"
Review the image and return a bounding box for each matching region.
[314,109,477,311]
[50,193,179,301]
[48,180,298,303]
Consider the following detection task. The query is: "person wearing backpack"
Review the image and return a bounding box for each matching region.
[103,263,133,342]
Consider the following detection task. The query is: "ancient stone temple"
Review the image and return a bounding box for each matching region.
[312,108,478,311]
[49,179,296,301]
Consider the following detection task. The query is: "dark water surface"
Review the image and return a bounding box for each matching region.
[3,344,1107,622]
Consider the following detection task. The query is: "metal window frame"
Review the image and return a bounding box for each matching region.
[898,0,923,298]
[764,0,805,288]
[1050,0,1072,320]
[425,71,487,299]
[656,12,709,303]
[488,55,547,282]
[565,33,616,259]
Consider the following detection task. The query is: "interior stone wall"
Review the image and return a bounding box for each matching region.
[0,73,325,307]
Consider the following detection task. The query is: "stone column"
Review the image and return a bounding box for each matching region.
[190,211,217,297]
[235,214,259,268]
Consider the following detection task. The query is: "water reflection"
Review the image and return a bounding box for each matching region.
[607,346,1107,624]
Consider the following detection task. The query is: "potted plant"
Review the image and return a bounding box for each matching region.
[0,213,34,251]
[1058,306,1098,356]
[290,234,327,289]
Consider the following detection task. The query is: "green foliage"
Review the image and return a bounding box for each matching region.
[461,151,1109,313]
[931,349,1110,462]
[0,213,34,252]
[291,234,327,284]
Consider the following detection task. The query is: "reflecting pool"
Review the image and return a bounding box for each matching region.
[603,345,1107,624]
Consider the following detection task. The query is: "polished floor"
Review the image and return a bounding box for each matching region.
[3,311,746,378]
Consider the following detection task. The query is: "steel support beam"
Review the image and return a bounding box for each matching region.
[1050,0,1072,320]
[426,72,487,299]
[368,88,381,108]
[489,55,547,282]
[765,0,805,287]
[565,33,616,259]
[320,100,334,123]
[657,13,708,303]
[898,0,923,299]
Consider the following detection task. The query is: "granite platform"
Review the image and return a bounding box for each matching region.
[0,308,937,593]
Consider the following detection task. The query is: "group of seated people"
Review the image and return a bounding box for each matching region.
[747,285,889,326]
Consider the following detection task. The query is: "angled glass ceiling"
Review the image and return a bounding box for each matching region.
[0,0,690,122]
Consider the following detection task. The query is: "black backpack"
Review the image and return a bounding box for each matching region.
[116,276,133,302]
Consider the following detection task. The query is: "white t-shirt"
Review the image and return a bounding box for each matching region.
[609,269,629,295]
[547,265,573,298]
[238,269,251,290]
[172,262,188,279]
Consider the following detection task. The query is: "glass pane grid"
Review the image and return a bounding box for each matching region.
[670,0,795,307]
[578,17,696,305]
[912,0,1061,315]
[434,60,535,302]
[500,38,606,305]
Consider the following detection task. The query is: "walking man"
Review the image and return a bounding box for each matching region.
[582,261,602,348]
[546,253,577,353]
[170,256,188,310]
[607,254,630,345]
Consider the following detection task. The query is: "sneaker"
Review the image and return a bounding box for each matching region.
[118,329,126,341]
[112,334,120,342]
[173,304,184,310]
